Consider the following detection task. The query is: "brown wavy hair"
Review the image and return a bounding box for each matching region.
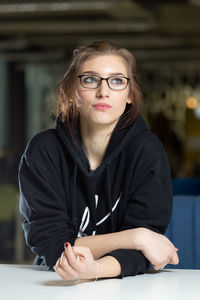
[56,40,142,132]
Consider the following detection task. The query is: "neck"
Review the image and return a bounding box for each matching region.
[80,120,117,170]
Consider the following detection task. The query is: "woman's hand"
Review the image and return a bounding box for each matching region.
[135,228,179,270]
[53,242,98,281]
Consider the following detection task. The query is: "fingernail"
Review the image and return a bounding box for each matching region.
[65,242,69,248]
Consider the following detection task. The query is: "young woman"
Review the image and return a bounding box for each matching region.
[19,40,178,282]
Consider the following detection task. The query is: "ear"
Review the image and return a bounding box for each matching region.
[126,97,132,104]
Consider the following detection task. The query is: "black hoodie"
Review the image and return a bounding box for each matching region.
[19,114,172,278]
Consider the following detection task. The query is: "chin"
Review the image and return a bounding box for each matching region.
[92,117,120,127]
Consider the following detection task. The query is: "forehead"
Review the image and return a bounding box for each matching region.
[79,54,128,75]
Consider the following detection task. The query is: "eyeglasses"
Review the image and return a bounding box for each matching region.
[78,74,130,90]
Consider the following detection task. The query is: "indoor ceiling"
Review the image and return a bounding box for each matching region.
[0,0,200,68]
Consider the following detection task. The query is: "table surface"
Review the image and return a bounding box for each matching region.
[1,264,200,300]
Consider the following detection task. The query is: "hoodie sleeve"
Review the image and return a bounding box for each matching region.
[106,134,173,277]
[18,133,77,270]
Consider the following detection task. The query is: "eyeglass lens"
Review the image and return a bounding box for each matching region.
[79,75,129,90]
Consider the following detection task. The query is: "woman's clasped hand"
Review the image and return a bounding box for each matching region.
[134,228,179,271]
[53,242,98,281]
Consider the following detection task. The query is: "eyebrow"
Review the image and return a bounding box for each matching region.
[81,71,126,77]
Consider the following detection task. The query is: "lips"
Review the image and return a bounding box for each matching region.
[93,103,112,110]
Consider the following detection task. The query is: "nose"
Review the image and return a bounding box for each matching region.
[96,79,110,99]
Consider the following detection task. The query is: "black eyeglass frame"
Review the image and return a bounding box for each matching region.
[78,74,130,90]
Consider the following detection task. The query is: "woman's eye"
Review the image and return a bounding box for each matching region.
[111,77,123,84]
[84,76,97,83]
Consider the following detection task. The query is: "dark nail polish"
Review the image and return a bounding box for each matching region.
[65,242,69,248]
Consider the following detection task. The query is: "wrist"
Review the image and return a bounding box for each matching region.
[97,256,121,278]
[117,228,146,251]
[129,227,148,251]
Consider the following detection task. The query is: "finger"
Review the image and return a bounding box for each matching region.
[53,257,61,271]
[55,264,78,281]
[160,260,170,270]
[60,251,66,264]
[170,251,179,265]
[152,263,165,271]
[54,251,74,273]
[56,251,69,267]
[54,254,79,280]
[73,245,92,259]
[152,264,162,271]
[152,256,171,271]
[64,243,82,270]
[154,261,168,270]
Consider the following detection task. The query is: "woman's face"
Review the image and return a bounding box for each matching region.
[75,54,131,129]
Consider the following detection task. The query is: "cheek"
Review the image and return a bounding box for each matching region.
[116,92,130,106]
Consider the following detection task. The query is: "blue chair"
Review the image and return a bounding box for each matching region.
[172,178,200,195]
[165,195,200,269]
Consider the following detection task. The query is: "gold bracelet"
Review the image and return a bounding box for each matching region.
[94,261,99,282]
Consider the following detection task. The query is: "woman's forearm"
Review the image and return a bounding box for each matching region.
[97,255,121,278]
[74,229,139,259]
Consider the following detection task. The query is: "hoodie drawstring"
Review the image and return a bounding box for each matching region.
[106,164,115,233]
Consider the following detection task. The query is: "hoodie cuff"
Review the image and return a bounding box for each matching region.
[104,249,148,278]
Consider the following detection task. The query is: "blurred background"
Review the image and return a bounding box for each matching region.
[0,0,200,264]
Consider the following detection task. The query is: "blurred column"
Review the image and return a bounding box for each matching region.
[0,60,9,148]
[25,64,44,141]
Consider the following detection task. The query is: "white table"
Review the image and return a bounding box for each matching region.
[1,264,200,300]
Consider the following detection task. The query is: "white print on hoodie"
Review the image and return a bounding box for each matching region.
[77,194,121,237]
